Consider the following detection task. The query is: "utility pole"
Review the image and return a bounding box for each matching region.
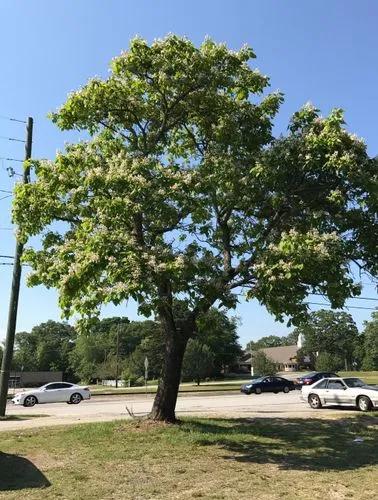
[144,356,149,395]
[0,117,33,416]
[115,327,120,389]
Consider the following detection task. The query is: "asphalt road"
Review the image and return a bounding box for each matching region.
[1,390,362,432]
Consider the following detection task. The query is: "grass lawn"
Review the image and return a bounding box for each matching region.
[0,415,377,499]
[88,371,378,396]
[339,371,378,385]
[89,381,244,395]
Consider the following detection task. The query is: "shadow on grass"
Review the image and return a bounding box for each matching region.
[0,414,47,421]
[181,415,378,472]
[0,452,51,491]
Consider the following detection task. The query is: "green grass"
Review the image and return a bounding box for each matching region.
[339,371,378,384]
[88,371,378,396]
[89,381,243,396]
[0,415,377,499]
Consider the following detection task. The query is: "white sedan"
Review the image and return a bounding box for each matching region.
[301,377,378,412]
[12,382,91,407]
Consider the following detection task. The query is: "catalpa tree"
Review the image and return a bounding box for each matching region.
[14,36,377,421]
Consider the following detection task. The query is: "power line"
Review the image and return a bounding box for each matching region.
[0,194,12,201]
[0,189,12,194]
[306,301,377,311]
[0,135,26,143]
[310,293,378,302]
[0,263,30,267]
[0,115,26,124]
[0,255,14,259]
[0,156,24,162]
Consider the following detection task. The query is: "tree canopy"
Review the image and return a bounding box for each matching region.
[182,339,214,385]
[361,311,378,370]
[196,308,242,374]
[13,321,76,376]
[13,35,378,420]
[292,310,360,370]
[68,316,127,381]
[246,334,293,351]
[315,352,344,372]
[123,307,241,383]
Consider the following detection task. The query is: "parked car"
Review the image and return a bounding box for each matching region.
[241,376,295,395]
[295,371,339,388]
[301,377,378,412]
[12,382,91,407]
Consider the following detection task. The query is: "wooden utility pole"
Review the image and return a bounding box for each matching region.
[115,327,120,388]
[0,117,33,416]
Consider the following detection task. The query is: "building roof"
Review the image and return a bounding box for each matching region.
[239,345,298,365]
[241,345,298,365]
[259,345,298,364]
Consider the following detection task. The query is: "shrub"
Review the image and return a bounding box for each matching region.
[252,351,277,376]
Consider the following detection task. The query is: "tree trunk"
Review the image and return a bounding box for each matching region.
[149,329,189,423]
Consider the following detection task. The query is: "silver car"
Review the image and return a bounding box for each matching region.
[12,382,91,407]
[301,377,378,412]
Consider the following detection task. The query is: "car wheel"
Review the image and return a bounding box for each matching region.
[283,386,290,393]
[308,394,322,409]
[254,387,262,394]
[357,396,372,412]
[23,395,37,407]
[70,393,82,404]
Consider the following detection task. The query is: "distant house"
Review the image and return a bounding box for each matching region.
[9,371,63,388]
[259,345,300,372]
[239,334,310,373]
[239,345,299,373]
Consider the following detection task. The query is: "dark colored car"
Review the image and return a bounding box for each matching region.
[240,376,295,395]
[295,371,339,388]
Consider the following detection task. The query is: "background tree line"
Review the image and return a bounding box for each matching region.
[2,307,242,385]
[3,308,377,385]
[246,309,378,373]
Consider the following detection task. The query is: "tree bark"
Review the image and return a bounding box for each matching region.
[149,329,189,422]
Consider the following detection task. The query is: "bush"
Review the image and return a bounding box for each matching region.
[122,366,140,387]
[182,340,214,385]
[252,351,277,376]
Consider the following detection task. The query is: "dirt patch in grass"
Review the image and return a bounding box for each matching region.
[0,415,377,499]
[24,452,66,471]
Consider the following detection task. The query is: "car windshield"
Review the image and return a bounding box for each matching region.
[303,372,317,378]
[249,378,264,384]
[344,378,366,388]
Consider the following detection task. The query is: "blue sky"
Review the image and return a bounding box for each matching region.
[0,1,377,347]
